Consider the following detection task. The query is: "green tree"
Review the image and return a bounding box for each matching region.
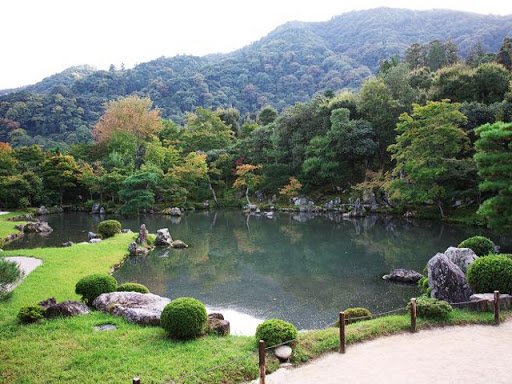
[40,154,80,205]
[118,168,161,215]
[257,105,278,126]
[388,101,470,217]
[474,122,512,231]
[497,37,512,70]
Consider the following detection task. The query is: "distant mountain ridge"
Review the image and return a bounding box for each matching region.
[1,7,512,147]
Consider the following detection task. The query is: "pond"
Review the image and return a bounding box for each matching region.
[7,211,508,334]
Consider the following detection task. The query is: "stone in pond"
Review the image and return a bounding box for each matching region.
[45,300,90,318]
[382,269,423,284]
[23,221,53,233]
[92,291,171,326]
[155,228,173,246]
[172,240,188,249]
[274,345,292,361]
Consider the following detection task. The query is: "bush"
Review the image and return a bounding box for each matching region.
[334,307,372,326]
[407,296,452,319]
[75,274,118,305]
[18,305,46,324]
[0,259,24,296]
[117,282,150,294]
[458,236,495,256]
[255,319,298,348]
[467,255,512,294]
[160,297,207,340]
[97,220,122,238]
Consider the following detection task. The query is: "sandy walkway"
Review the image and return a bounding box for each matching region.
[258,322,512,384]
[2,256,42,292]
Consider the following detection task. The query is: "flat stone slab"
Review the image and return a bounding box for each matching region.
[94,324,117,331]
[93,292,171,326]
[470,293,512,311]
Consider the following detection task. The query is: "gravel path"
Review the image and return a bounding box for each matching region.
[2,256,42,292]
[259,322,512,384]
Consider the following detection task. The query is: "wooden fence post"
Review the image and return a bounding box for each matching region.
[339,312,346,354]
[410,298,417,333]
[132,377,141,384]
[494,290,500,325]
[259,339,266,384]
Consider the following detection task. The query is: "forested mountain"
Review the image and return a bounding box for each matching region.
[1,7,512,147]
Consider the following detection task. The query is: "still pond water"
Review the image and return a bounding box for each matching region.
[7,211,505,334]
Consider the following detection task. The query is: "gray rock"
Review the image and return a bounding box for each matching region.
[121,229,133,234]
[443,247,478,274]
[92,291,171,326]
[208,313,224,320]
[128,242,150,256]
[470,293,512,311]
[94,324,117,331]
[23,221,53,233]
[45,300,90,318]
[37,206,49,215]
[88,232,98,240]
[428,253,473,303]
[155,228,173,246]
[38,297,56,309]
[99,207,106,214]
[91,202,100,214]
[89,238,102,244]
[208,318,230,336]
[15,224,23,231]
[170,207,182,217]
[61,241,73,247]
[383,269,423,284]
[172,240,188,249]
[137,224,148,245]
[274,346,292,361]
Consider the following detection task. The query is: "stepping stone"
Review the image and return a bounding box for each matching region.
[94,324,117,331]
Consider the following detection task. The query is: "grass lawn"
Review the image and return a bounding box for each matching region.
[1,231,508,383]
[0,211,28,243]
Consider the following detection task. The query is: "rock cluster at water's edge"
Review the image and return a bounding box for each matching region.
[383,269,423,284]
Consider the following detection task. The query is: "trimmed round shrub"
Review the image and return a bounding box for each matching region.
[18,305,46,324]
[458,236,495,256]
[117,282,149,294]
[75,274,118,305]
[467,255,512,294]
[97,220,122,238]
[255,319,298,348]
[407,296,452,319]
[335,307,372,326]
[160,297,207,340]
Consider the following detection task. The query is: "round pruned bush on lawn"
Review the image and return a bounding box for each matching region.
[117,282,150,294]
[467,255,512,294]
[75,274,118,305]
[255,319,298,348]
[160,297,207,340]
[458,236,495,257]
[97,220,122,238]
[407,296,452,319]
[18,305,46,324]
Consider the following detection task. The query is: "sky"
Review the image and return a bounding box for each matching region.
[1,0,512,89]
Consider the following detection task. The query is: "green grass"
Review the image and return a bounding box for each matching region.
[0,211,28,244]
[0,233,508,383]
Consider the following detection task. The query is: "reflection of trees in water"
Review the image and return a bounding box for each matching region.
[115,211,477,318]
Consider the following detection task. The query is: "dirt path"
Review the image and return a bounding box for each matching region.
[259,321,512,384]
[2,256,42,292]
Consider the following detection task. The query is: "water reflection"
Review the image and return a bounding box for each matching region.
[8,211,509,333]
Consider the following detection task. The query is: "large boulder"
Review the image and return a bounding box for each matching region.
[155,228,173,246]
[170,207,182,217]
[23,221,53,233]
[443,247,478,274]
[45,300,90,319]
[428,253,473,303]
[37,206,49,215]
[91,202,100,214]
[382,269,423,284]
[92,291,171,326]
[38,297,57,309]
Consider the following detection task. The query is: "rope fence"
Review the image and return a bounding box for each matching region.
[132,291,502,384]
